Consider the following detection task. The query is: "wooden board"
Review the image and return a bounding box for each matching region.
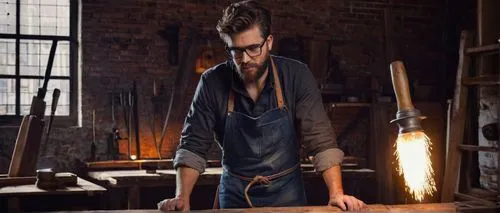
[0,177,106,197]
[8,115,44,177]
[86,159,222,170]
[0,176,37,186]
[44,203,458,212]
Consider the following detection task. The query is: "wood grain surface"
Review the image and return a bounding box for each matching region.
[44,203,457,212]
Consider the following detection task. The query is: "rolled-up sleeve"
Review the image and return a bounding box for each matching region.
[294,64,344,172]
[173,74,216,173]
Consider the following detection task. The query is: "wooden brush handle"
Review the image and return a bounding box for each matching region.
[390,61,414,111]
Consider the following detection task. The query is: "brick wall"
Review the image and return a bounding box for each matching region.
[0,0,450,173]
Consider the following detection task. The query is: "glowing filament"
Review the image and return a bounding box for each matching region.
[394,131,437,201]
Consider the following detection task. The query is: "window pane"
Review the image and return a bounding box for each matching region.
[0,0,16,34]
[0,78,16,115]
[20,40,70,76]
[20,79,69,116]
[0,39,16,75]
[20,0,70,36]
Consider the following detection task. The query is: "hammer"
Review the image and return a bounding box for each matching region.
[389,61,426,133]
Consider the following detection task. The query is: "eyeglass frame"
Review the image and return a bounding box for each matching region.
[225,37,268,59]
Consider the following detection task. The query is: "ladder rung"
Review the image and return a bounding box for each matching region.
[459,144,498,152]
[466,43,500,55]
[469,187,500,200]
[454,192,497,206]
[463,75,500,86]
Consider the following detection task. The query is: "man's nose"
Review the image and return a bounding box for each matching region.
[241,51,251,64]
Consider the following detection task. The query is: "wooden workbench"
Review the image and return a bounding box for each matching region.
[44,203,459,212]
[0,177,107,212]
[87,167,375,209]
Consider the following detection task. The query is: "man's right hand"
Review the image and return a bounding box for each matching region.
[157,197,190,212]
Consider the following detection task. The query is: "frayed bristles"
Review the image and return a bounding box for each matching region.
[394,131,437,201]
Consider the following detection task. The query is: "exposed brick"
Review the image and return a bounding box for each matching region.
[0,0,453,173]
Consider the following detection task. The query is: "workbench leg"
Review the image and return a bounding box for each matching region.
[108,188,121,210]
[7,197,20,213]
[128,185,140,209]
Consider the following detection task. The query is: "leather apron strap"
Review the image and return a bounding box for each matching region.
[227,57,283,113]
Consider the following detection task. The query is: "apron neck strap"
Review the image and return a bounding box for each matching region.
[228,57,284,113]
[270,57,285,109]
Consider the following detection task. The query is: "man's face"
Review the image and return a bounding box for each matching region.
[223,25,273,83]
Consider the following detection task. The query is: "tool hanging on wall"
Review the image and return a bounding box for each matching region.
[91,109,97,162]
[118,90,131,159]
[40,88,61,155]
[128,89,133,159]
[157,30,201,158]
[158,24,180,66]
[132,81,141,160]
[389,60,437,202]
[149,80,162,159]
[8,40,58,177]
[107,93,121,160]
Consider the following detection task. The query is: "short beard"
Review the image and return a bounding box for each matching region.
[236,57,270,83]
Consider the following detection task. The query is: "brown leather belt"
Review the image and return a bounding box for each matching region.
[226,163,300,208]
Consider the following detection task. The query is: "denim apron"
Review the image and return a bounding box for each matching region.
[215,57,307,208]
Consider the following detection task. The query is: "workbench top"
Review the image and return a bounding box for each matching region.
[0,177,106,196]
[45,203,458,212]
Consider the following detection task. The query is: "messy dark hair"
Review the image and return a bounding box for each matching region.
[216,0,271,41]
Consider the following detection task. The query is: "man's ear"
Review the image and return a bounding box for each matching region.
[267,35,273,52]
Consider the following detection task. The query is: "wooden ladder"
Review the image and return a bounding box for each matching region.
[441,30,500,212]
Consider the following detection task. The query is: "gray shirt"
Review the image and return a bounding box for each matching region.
[174,55,344,173]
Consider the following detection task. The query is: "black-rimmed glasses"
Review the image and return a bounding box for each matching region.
[226,39,267,59]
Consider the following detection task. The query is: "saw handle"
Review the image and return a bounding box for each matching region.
[51,89,60,114]
[390,61,415,111]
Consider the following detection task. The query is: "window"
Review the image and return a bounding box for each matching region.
[0,0,79,126]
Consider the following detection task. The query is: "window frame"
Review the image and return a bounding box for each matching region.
[0,0,79,127]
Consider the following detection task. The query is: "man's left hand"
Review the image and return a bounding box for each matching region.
[328,194,366,211]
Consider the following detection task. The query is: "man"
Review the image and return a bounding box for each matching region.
[158,0,366,211]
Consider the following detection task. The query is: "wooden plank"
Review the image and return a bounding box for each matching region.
[441,30,473,202]
[45,203,458,212]
[0,177,106,197]
[7,116,29,177]
[86,159,174,170]
[459,144,498,152]
[469,187,500,200]
[0,176,36,186]
[86,159,221,170]
[465,43,499,55]
[455,192,496,206]
[462,75,500,86]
